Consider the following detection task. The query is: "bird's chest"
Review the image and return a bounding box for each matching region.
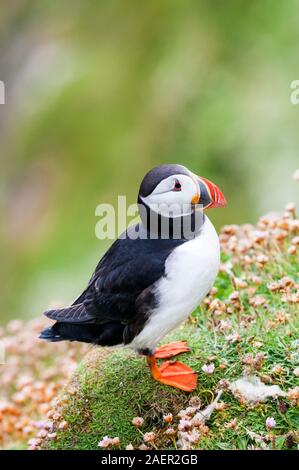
[131,219,220,351]
[157,222,220,315]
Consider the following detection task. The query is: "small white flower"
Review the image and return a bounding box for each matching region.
[178,419,192,431]
[188,429,200,444]
[265,417,276,429]
[98,436,112,448]
[225,332,240,343]
[202,363,215,375]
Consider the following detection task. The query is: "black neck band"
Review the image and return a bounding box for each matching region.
[138,197,205,240]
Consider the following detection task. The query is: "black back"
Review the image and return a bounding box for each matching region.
[41,223,186,346]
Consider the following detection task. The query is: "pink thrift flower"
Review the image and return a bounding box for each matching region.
[143,432,156,442]
[266,417,276,429]
[132,416,144,427]
[98,436,112,448]
[111,437,120,446]
[202,363,215,375]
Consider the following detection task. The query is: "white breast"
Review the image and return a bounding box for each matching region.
[130,216,220,352]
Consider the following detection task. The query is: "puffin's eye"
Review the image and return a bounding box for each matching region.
[173,179,182,191]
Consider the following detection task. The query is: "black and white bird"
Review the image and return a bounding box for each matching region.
[40,164,226,391]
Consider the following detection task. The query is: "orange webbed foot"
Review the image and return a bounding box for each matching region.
[154,341,191,359]
[147,356,197,392]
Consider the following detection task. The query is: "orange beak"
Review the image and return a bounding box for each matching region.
[195,175,227,209]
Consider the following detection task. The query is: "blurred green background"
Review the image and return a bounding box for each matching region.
[0,0,298,323]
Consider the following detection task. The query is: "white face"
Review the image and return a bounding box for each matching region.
[140,173,199,217]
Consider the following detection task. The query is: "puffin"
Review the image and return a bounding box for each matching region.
[40,164,226,392]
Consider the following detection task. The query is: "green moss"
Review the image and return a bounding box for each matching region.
[44,316,297,447]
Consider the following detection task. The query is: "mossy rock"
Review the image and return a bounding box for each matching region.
[43,318,299,450]
[42,232,299,450]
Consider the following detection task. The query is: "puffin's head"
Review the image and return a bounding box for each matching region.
[138,164,226,219]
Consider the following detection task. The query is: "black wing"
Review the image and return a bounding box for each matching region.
[44,224,185,326]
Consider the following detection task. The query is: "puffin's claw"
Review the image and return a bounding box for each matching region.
[154,341,191,359]
[147,355,197,392]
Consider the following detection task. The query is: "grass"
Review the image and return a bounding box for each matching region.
[42,217,299,449]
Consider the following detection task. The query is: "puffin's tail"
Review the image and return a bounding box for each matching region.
[39,322,104,343]
[39,303,100,342]
[40,301,126,345]
[39,318,126,346]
